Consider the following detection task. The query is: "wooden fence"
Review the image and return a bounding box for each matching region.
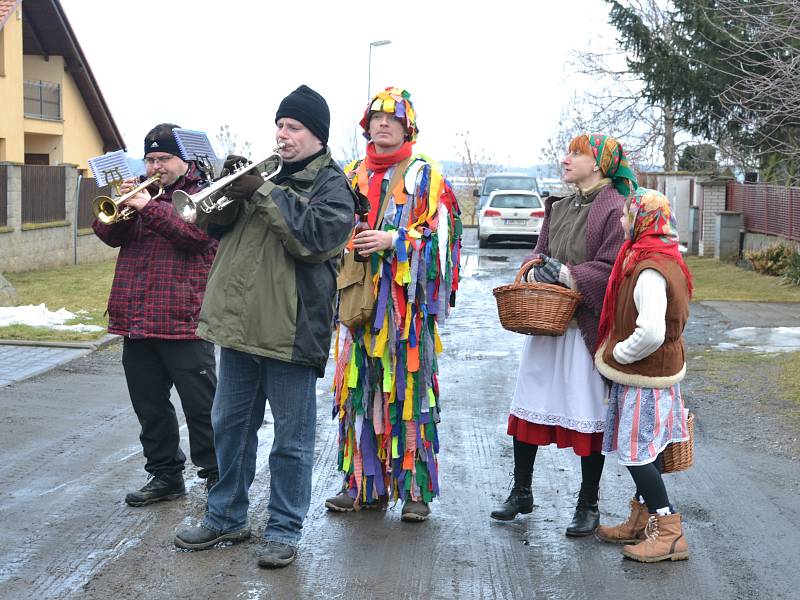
[21,165,66,224]
[77,178,108,229]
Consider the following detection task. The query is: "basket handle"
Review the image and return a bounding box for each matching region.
[515,259,542,284]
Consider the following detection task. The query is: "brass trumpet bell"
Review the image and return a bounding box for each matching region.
[92,174,163,224]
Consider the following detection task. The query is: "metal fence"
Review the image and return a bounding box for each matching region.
[21,165,66,223]
[727,181,800,242]
[0,165,7,227]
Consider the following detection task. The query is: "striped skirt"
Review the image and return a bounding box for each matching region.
[601,382,689,466]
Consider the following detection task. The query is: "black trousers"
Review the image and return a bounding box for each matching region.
[122,338,218,479]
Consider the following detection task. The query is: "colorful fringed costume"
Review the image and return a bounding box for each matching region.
[331,88,462,507]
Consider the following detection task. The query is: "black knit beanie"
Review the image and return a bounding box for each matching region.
[143,123,182,157]
[275,85,330,145]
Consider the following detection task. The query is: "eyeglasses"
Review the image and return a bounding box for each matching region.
[144,155,175,166]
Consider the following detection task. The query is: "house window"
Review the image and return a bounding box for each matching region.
[24,80,62,121]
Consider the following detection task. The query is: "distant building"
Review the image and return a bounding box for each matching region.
[0,0,125,171]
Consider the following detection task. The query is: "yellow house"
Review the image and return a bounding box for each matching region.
[0,0,124,172]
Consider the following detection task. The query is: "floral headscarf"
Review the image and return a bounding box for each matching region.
[587,133,638,198]
[359,87,418,142]
[596,188,693,350]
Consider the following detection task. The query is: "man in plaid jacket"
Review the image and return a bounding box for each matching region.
[93,123,219,506]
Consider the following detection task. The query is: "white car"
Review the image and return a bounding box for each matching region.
[478,190,544,249]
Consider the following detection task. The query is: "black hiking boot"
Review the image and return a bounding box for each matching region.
[490,484,533,521]
[565,486,600,537]
[125,472,185,507]
[256,541,298,568]
[174,524,251,550]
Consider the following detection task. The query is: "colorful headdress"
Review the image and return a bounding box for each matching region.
[625,187,680,247]
[587,133,638,198]
[359,87,418,142]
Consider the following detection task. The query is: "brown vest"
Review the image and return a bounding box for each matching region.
[595,259,690,388]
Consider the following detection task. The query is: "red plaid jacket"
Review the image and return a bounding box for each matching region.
[93,164,218,339]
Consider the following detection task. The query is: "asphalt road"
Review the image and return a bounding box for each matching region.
[1,230,798,600]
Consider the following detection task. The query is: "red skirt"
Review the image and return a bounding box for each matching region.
[508,414,603,457]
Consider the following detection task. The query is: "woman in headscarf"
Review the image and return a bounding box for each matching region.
[490,134,637,537]
[593,188,692,562]
[325,87,462,522]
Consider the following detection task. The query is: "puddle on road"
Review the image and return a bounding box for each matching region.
[460,254,518,277]
[714,326,800,353]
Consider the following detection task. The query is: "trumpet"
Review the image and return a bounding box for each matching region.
[173,145,284,224]
[92,175,164,224]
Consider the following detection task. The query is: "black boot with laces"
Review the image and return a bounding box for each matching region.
[490,475,533,521]
[125,472,185,507]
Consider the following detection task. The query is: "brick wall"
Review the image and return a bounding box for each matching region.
[698,179,731,257]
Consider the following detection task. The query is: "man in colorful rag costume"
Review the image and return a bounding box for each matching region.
[491,134,637,537]
[325,87,462,521]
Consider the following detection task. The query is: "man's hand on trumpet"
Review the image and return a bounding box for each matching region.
[118,178,152,211]
[225,174,264,200]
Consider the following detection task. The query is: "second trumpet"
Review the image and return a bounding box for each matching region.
[173,146,284,223]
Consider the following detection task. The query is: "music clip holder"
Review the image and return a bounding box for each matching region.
[173,128,224,182]
[88,150,133,195]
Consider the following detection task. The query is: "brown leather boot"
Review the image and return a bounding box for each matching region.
[596,497,649,544]
[622,513,689,562]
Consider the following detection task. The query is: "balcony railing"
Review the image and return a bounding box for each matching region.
[24,80,62,121]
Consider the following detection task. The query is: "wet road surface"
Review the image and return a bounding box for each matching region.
[1,230,798,599]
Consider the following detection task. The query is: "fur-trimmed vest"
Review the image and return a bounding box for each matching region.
[595,259,690,388]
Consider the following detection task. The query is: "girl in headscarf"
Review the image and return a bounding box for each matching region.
[491,134,637,538]
[593,188,692,562]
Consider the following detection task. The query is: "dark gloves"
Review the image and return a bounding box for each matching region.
[223,154,250,175]
[532,254,564,284]
[224,174,264,200]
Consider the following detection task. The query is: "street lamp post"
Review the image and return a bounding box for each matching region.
[367,39,392,101]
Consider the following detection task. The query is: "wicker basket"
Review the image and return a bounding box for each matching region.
[661,411,695,473]
[493,260,583,336]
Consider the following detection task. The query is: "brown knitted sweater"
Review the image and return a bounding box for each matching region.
[526,184,626,355]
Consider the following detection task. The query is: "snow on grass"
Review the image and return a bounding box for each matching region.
[0,304,104,333]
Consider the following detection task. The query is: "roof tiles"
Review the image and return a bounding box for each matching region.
[0,0,21,29]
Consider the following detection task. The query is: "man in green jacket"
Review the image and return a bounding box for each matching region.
[174,85,356,569]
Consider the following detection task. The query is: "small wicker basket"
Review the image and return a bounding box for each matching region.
[493,260,583,336]
[661,411,695,474]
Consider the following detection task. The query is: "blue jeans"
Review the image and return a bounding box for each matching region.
[203,348,317,546]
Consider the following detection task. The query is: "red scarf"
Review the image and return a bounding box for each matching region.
[364,141,413,228]
[596,237,693,353]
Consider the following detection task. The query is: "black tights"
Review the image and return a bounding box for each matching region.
[626,461,670,512]
[513,438,605,499]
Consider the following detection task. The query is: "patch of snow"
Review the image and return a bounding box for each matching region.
[0,303,104,332]
[719,326,800,353]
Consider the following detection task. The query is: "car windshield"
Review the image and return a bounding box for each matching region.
[482,177,538,194]
[489,194,542,209]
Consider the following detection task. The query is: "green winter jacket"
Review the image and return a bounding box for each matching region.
[196,150,356,375]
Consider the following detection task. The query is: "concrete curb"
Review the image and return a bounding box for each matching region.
[0,333,121,350]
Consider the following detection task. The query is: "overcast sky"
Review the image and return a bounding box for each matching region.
[60,0,618,168]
